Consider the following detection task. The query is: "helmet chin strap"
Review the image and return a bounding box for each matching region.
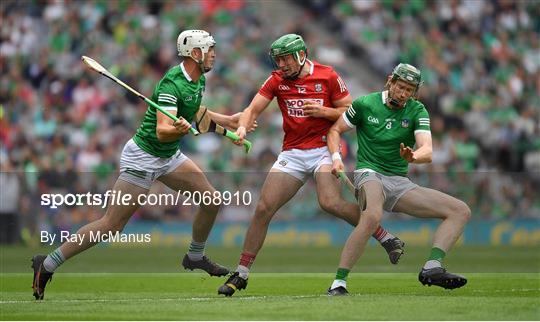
[387,97,405,109]
[190,50,210,73]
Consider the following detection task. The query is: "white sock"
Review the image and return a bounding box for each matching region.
[379,231,395,243]
[236,265,249,279]
[43,249,65,272]
[423,259,442,270]
[330,279,347,290]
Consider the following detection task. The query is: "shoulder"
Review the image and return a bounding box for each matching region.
[353,91,380,108]
[407,98,427,113]
[261,71,282,89]
[160,65,184,87]
[311,60,337,77]
[269,70,284,82]
[164,65,183,80]
[261,70,283,86]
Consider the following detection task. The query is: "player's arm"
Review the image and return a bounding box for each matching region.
[154,82,191,142]
[303,94,353,121]
[155,109,191,142]
[328,114,354,176]
[400,132,433,164]
[234,93,272,144]
[205,109,258,132]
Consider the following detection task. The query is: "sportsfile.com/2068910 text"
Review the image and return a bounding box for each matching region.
[40,190,252,209]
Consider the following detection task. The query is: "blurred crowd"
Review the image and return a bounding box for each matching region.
[0,0,538,242]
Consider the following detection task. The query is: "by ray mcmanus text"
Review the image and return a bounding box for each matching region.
[40,231,152,246]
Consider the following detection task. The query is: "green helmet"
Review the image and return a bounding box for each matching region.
[269,34,307,65]
[391,63,423,90]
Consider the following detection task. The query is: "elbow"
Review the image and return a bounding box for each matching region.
[425,150,433,163]
[155,128,167,142]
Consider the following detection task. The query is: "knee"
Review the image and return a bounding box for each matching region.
[102,216,126,234]
[446,200,471,223]
[319,197,339,215]
[254,201,276,224]
[202,201,221,216]
[456,201,472,223]
[361,211,382,234]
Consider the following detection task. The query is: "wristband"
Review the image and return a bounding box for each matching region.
[331,152,342,161]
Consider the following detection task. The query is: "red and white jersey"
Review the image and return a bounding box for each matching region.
[258,60,349,151]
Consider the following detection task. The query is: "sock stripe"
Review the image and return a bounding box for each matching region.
[43,249,65,272]
[239,252,256,268]
[187,241,206,257]
[50,253,63,265]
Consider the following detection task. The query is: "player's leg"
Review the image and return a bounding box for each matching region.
[32,178,148,300]
[218,169,304,296]
[328,180,385,295]
[393,186,471,289]
[158,158,228,277]
[314,165,405,264]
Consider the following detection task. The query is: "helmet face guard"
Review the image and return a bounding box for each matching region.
[387,63,423,108]
[269,34,307,79]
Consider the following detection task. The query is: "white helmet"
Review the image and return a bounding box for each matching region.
[177,30,215,58]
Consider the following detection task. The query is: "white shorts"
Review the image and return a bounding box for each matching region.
[118,139,189,189]
[271,146,332,182]
[353,168,418,211]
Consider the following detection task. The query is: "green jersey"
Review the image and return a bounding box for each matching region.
[343,91,431,176]
[133,62,205,158]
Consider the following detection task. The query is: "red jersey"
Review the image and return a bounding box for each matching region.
[258,60,349,151]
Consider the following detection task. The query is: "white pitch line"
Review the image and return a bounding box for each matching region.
[471,288,540,293]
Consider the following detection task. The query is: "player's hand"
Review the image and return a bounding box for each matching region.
[303,101,326,118]
[247,120,258,133]
[233,126,247,146]
[331,159,345,177]
[400,143,416,163]
[230,113,258,133]
[173,118,191,135]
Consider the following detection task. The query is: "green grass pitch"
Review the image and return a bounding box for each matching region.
[1,245,539,320]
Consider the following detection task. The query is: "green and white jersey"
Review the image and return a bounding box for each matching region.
[133,62,205,158]
[343,91,431,176]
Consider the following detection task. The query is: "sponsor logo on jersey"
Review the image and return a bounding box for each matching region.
[279,85,290,91]
[401,119,410,128]
[284,98,324,118]
[367,116,379,124]
[315,83,322,92]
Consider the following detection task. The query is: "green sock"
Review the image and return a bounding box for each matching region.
[335,268,350,281]
[428,247,446,262]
